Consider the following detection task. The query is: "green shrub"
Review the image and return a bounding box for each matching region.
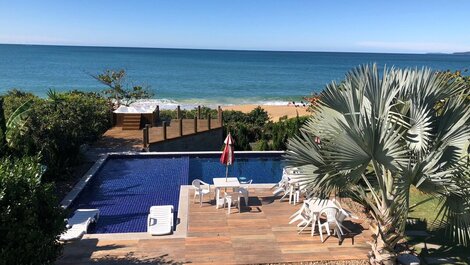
[3,90,112,180]
[223,107,308,151]
[223,107,269,148]
[223,107,269,126]
[247,106,269,127]
[222,110,248,124]
[226,124,251,151]
[264,115,309,150]
[0,89,38,118]
[159,106,217,123]
[253,139,270,151]
[0,156,65,265]
[0,98,6,155]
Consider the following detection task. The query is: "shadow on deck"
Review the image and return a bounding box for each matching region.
[57,188,371,265]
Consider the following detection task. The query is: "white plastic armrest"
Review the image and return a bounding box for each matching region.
[200,181,211,189]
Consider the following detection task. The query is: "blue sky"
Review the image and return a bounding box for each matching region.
[0,0,469,53]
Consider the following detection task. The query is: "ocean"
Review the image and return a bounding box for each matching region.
[1,44,469,107]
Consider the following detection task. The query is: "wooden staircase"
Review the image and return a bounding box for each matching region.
[122,114,141,130]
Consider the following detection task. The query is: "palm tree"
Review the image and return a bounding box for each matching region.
[285,64,470,265]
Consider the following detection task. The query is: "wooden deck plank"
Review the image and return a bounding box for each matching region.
[57,188,371,264]
[92,119,222,152]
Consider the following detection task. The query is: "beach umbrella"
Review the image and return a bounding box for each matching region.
[220,133,235,181]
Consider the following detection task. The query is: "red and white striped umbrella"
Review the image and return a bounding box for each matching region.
[220,133,235,180]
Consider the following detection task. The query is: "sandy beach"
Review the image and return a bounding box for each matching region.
[222,104,310,121]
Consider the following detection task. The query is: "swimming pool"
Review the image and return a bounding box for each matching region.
[71,152,284,234]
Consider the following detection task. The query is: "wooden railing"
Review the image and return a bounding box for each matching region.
[142,105,223,150]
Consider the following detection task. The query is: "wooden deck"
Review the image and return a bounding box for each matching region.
[92,119,222,152]
[57,188,371,265]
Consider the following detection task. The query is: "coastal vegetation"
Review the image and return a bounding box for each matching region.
[286,64,470,264]
[92,69,153,107]
[1,89,111,180]
[156,105,309,151]
[0,156,65,265]
[158,106,218,121]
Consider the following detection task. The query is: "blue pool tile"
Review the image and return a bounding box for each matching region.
[73,157,189,233]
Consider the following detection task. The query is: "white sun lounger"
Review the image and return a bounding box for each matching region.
[60,209,100,241]
[147,205,174,236]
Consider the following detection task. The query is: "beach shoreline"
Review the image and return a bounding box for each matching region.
[130,99,311,121]
[222,104,310,121]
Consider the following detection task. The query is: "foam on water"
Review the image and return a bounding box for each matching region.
[131,98,292,110]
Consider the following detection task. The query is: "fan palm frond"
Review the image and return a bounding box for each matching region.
[286,64,470,264]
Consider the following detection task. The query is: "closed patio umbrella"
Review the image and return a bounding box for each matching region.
[220,132,235,181]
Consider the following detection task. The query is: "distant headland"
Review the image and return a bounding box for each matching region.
[453,51,470,55]
[426,51,470,55]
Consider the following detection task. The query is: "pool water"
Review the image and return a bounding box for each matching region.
[72,153,284,233]
[189,155,284,184]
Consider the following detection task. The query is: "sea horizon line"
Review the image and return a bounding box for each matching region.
[0,42,457,56]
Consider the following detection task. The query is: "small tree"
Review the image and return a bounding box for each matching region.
[0,156,66,264]
[92,69,153,107]
[286,64,470,264]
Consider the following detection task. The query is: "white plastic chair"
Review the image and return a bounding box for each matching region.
[274,167,297,197]
[289,201,317,236]
[331,197,343,209]
[223,191,241,214]
[237,179,252,206]
[317,207,342,242]
[273,174,289,197]
[192,179,211,206]
[288,181,301,205]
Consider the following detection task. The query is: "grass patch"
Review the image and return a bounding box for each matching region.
[407,187,470,264]
[408,186,442,230]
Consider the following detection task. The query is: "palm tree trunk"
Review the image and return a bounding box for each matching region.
[369,222,397,265]
[368,205,403,265]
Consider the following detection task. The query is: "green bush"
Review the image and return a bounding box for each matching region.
[159,106,217,123]
[0,89,38,118]
[223,106,269,126]
[253,139,270,151]
[0,156,65,265]
[223,107,307,151]
[264,115,309,150]
[2,90,112,180]
[227,124,252,151]
[223,107,269,150]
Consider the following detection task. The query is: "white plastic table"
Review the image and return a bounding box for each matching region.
[306,199,338,213]
[306,199,342,237]
[213,177,240,209]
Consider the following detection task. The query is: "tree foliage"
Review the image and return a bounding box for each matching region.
[1,90,112,180]
[0,156,65,265]
[158,106,218,122]
[93,69,153,107]
[223,107,270,150]
[263,115,308,150]
[286,64,470,264]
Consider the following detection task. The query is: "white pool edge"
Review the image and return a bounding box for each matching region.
[60,154,109,209]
